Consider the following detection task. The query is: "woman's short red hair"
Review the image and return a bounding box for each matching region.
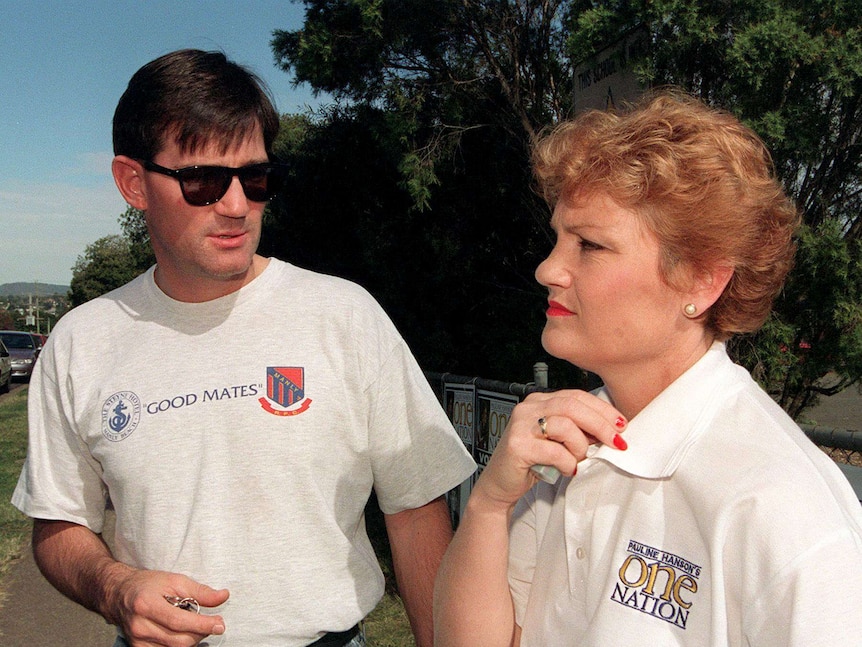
[532,90,800,338]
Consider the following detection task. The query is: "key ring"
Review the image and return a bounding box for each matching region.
[164,595,201,614]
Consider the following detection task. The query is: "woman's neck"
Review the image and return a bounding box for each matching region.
[601,335,715,420]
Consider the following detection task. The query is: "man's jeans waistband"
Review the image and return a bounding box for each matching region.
[307,624,361,647]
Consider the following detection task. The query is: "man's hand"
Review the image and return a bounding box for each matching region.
[107,568,229,646]
[32,519,228,647]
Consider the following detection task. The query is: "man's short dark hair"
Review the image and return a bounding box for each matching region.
[113,49,280,161]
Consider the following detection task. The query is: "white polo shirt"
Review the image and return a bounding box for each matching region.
[509,343,862,646]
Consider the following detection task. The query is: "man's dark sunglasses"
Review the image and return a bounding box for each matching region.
[138,160,287,206]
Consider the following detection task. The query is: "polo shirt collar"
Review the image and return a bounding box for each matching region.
[587,342,743,479]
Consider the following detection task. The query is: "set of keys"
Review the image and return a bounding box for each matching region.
[164,595,201,613]
[163,595,226,646]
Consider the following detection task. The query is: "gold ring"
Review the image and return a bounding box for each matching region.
[538,417,548,436]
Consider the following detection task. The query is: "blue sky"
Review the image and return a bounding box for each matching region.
[0,0,323,286]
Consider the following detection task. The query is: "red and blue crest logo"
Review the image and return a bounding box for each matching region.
[259,367,312,416]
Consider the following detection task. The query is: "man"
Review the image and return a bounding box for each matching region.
[12,49,475,647]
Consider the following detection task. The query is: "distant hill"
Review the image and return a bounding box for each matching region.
[0,282,69,297]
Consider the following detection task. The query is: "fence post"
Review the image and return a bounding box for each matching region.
[533,362,548,389]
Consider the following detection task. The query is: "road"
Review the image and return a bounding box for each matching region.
[0,381,859,645]
[0,512,118,646]
[797,383,862,431]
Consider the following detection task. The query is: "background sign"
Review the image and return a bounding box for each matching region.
[444,383,476,525]
[475,390,518,479]
[574,26,649,113]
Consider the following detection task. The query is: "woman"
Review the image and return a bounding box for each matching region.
[434,91,862,646]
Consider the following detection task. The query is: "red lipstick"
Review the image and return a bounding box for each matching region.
[546,300,574,317]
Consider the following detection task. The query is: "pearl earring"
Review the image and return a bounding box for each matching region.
[684,303,697,317]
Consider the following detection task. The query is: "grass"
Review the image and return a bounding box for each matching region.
[0,385,414,644]
[364,593,417,647]
[0,386,30,580]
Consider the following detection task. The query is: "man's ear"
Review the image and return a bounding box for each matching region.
[112,156,147,210]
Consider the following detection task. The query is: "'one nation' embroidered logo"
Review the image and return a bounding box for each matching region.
[259,367,312,416]
[609,539,701,630]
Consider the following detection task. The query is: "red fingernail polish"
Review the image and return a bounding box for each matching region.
[613,434,628,450]
[615,416,626,429]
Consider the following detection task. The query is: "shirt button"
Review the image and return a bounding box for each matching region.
[576,547,586,560]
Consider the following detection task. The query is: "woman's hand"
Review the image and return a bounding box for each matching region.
[473,390,627,510]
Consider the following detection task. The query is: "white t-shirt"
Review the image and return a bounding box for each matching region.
[509,342,862,646]
[13,259,475,646]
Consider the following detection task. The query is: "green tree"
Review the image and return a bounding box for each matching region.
[69,235,140,307]
[271,0,861,416]
[119,206,156,273]
[273,0,574,205]
[69,207,154,308]
[270,0,582,384]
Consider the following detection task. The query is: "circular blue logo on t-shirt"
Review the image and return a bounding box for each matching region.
[101,391,141,442]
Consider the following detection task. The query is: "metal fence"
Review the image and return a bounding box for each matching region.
[801,425,862,467]
[424,372,545,402]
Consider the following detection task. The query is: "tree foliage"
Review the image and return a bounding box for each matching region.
[266,0,862,415]
[69,234,139,307]
[119,205,156,273]
[69,207,153,307]
[273,0,575,205]
[269,1,577,383]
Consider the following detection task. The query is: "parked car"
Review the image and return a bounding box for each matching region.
[0,339,11,393]
[0,330,41,381]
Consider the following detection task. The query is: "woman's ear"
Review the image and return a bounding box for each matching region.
[687,264,734,315]
[112,156,147,210]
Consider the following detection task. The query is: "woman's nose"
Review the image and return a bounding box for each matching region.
[535,246,569,288]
